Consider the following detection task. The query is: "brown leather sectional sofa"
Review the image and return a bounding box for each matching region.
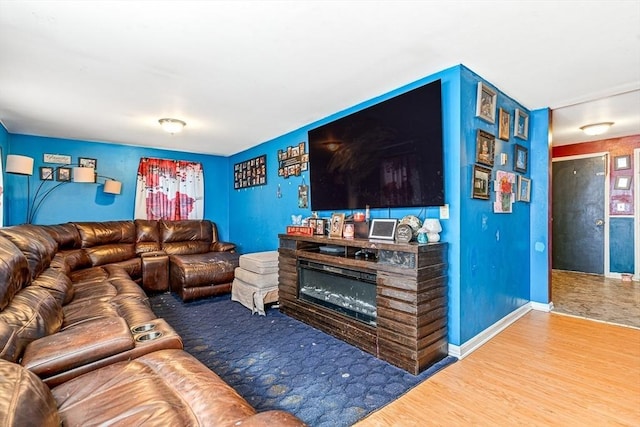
[0,220,305,426]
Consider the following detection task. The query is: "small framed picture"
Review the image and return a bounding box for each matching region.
[472,164,492,200]
[514,109,529,140]
[614,155,631,171]
[476,130,495,167]
[40,166,54,180]
[57,167,71,182]
[498,108,510,141]
[514,144,528,173]
[368,218,398,240]
[329,213,345,238]
[614,176,632,190]
[79,157,97,169]
[517,175,531,202]
[476,82,497,123]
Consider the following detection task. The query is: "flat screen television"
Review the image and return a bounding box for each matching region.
[308,79,444,211]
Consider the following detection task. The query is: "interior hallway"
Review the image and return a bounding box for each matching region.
[552,270,640,329]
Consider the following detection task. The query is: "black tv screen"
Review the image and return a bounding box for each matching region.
[308,79,444,211]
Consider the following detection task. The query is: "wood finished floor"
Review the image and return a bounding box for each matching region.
[552,270,640,329]
[355,311,640,426]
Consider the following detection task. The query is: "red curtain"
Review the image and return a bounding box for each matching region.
[134,158,204,220]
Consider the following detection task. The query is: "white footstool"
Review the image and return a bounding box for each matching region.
[231,251,279,315]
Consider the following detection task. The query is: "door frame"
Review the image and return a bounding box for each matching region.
[551,152,610,275]
[634,148,640,280]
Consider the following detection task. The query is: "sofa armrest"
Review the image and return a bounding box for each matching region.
[21,317,134,378]
[141,251,169,292]
[211,241,236,252]
[140,250,167,258]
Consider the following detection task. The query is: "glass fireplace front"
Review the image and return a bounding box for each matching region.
[297,259,377,325]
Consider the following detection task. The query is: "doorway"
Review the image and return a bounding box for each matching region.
[552,154,607,274]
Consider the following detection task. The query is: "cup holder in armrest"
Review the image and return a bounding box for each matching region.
[135,331,163,342]
[131,323,156,334]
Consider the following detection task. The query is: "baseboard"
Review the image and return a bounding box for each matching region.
[531,301,554,312]
[448,303,532,359]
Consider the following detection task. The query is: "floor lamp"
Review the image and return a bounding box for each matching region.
[5,155,34,224]
[6,155,123,224]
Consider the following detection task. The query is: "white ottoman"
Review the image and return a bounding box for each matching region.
[231,251,279,315]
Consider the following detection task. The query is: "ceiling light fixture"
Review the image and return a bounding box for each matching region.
[159,118,186,134]
[579,122,614,136]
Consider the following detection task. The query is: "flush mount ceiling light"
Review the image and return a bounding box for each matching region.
[158,118,186,134]
[579,122,614,136]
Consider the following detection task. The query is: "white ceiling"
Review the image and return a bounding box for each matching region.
[1,1,639,156]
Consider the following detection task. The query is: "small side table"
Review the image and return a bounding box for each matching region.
[141,251,169,292]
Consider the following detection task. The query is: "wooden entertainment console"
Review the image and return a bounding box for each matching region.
[278,234,448,374]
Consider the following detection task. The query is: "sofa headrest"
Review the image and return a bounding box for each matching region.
[134,219,161,254]
[159,220,215,255]
[41,223,81,250]
[159,220,215,242]
[0,235,30,311]
[74,221,135,248]
[0,358,60,426]
[0,225,59,281]
[0,287,63,359]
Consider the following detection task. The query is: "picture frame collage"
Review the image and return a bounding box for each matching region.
[473,81,531,206]
[613,154,632,191]
[234,154,267,190]
[39,155,98,182]
[278,142,308,179]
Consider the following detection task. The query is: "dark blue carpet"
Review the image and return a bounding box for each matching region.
[149,293,456,427]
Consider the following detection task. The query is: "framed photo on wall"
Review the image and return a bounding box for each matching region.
[614,176,632,190]
[514,144,528,173]
[476,82,497,123]
[614,154,631,170]
[514,108,529,140]
[517,175,531,202]
[498,108,510,141]
[475,130,495,167]
[40,166,54,180]
[472,164,492,200]
[79,157,97,169]
[57,167,71,182]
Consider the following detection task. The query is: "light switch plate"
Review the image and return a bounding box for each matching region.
[440,204,450,219]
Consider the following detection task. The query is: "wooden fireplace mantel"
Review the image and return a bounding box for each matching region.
[278,234,448,374]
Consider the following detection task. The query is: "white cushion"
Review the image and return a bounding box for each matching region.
[234,267,278,287]
[231,277,279,315]
[239,251,279,274]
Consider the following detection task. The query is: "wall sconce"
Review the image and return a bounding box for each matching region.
[159,118,186,134]
[580,122,614,136]
[6,154,122,223]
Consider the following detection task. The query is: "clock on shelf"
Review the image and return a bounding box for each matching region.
[395,223,413,243]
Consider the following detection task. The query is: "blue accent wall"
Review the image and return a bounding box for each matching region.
[228,65,545,346]
[457,67,530,344]
[0,122,9,226]
[4,134,231,240]
[610,217,634,273]
[228,67,459,254]
[529,109,551,303]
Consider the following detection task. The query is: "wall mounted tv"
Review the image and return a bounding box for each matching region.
[308,79,444,211]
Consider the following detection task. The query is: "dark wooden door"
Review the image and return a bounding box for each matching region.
[552,155,606,274]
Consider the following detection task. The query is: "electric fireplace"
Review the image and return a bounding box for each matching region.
[297,260,377,325]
